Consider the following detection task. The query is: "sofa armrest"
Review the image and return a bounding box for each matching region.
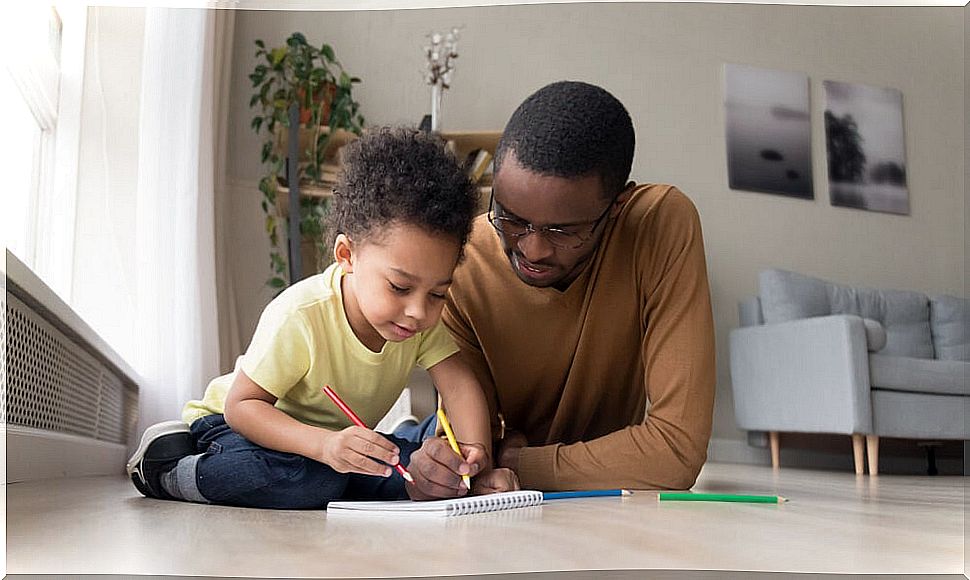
[729,314,873,435]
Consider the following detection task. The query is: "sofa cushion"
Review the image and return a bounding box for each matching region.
[871,389,969,439]
[759,269,933,359]
[869,354,969,396]
[854,288,933,358]
[759,269,831,322]
[930,295,969,361]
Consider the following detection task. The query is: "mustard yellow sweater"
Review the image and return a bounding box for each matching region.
[443,184,716,490]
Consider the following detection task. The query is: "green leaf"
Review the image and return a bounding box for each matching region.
[339,71,351,89]
[251,116,263,133]
[321,44,335,63]
[289,32,307,46]
[269,276,287,289]
[270,47,287,66]
[255,39,265,49]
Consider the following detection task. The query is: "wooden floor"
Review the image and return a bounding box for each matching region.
[5,462,965,578]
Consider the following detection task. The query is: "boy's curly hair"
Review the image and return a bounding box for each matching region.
[326,126,478,253]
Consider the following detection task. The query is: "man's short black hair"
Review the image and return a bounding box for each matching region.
[494,81,635,197]
[327,126,478,251]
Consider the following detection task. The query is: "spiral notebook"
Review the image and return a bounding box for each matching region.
[327,490,544,517]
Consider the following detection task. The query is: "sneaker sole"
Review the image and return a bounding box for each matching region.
[126,420,191,479]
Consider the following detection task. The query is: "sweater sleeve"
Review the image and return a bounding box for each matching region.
[442,296,506,442]
[515,191,716,490]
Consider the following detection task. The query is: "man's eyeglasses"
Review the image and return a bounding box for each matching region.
[487,190,617,250]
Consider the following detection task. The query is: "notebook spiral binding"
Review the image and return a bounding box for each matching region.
[447,490,543,516]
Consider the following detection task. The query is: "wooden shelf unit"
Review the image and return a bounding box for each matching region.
[439,130,502,213]
[273,128,502,280]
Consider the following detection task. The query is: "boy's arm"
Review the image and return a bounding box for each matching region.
[224,370,400,477]
[427,353,493,467]
[406,354,519,499]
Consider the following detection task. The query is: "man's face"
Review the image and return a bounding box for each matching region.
[490,153,617,290]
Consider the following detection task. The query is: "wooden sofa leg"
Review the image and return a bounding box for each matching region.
[851,434,865,475]
[866,435,879,476]
[769,431,780,469]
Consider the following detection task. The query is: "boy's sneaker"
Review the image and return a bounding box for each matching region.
[126,420,193,499]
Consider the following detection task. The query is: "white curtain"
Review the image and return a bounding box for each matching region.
[132,8,234,432]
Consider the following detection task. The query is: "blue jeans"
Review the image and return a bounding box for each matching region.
[392,413,438,443]
[185,414,420,509]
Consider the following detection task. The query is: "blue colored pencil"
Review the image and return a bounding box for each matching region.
[543,489,632,500]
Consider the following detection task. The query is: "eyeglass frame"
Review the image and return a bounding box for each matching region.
[486,189,619,250]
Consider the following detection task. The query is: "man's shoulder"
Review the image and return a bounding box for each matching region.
[625,183,698,221]
[616,183,703,244]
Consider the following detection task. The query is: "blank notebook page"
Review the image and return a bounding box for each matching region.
[326,490,544,517]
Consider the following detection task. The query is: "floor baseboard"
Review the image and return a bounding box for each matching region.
[5,425,127,483]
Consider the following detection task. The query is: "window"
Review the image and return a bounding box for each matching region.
[3,4,85,300]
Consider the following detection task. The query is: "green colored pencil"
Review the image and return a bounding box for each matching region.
[658,492,787,504]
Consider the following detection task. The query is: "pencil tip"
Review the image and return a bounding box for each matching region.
[621,489,633,495]
[403,472,414,483]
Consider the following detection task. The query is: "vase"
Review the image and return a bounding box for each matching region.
[430,82,442,131]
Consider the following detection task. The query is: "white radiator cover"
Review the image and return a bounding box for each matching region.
[4,251,140,482]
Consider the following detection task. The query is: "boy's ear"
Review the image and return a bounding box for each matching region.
[333,234,354,273]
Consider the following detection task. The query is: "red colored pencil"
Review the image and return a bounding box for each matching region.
[322,384,414,483]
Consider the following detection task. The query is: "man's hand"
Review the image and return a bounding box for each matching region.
[496,429,528,470]
[471,468,520,495]
[405,437,488,500]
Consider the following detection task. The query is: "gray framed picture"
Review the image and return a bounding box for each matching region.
[823,80,909,215]
[724,63,813,199]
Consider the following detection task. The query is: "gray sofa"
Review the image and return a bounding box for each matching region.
[729,268,968,474]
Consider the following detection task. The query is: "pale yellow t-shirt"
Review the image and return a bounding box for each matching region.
[182,262,459,430]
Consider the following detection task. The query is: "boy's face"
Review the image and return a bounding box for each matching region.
[336,223,461,351]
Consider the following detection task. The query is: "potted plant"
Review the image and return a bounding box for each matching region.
[249,32,365,290]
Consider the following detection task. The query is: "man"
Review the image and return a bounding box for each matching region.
[406,80,715,494]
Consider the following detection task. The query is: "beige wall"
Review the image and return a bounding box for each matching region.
[224,4,965,451]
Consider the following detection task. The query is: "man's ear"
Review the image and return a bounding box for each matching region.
[334,234,354,273]
[610,182,635,216]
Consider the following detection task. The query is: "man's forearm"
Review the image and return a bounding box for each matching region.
[511,420,710,491]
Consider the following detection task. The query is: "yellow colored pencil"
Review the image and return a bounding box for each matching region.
[436,408,472,489]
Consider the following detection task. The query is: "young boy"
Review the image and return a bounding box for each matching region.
[127,127,512,508]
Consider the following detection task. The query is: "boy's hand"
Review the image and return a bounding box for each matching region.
[318,426,401,477]
[471,468,520,495]
[405,437,487,500]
